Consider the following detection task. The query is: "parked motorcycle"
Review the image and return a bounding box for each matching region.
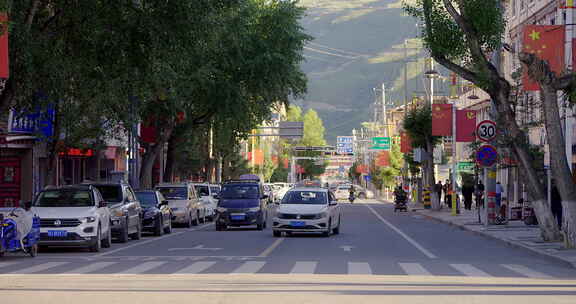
[349,192,355,203]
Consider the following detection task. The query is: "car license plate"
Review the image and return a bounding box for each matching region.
[48,230,67,238]
[290,221,306,227]
[230,213,246,220]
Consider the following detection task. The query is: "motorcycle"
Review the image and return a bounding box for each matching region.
[394,190,408,212]
[348,192,355,203]
[0,205,40,258]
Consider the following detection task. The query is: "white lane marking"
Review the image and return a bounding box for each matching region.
[230,261,266,274]
[9,262,68,274]
[399,263,432,276]
[365,204,438,259]
[501,264,553,279]
[290,261,318,274]
[258,238,284,258]
[173,261,217,274]
[117,261,167,274]
[63,262,117,274]
[450,264,492,277]
[347,262,372,275]
[94,223,212,257]
[168,245,222,251]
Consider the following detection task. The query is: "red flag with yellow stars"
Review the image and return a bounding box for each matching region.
[522,25,565,91]
[432,104,453,136]
[456,110,477,142]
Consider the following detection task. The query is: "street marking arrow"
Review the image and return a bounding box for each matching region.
[168,244,223,251]
[340,245,354,252]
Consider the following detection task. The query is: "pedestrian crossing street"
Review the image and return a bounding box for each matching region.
[0,259,563,279]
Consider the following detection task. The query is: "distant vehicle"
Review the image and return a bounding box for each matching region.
[32,185,112,252]
[134,190,173,236]
[274,183,292,202]
[191,183,219,221]
[353,185,375,199]
[156,183,201,227]
[272,187,341,237]
[263,183,275,204]
[83,181,143,243]
[215,180,269,231]
[239,174,261,182]
[334,184,352,200]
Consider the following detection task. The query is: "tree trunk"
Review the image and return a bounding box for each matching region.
[163,133,178,183]
[540,86,576,247]
[520,52,576,246]
[140,124,174,189]
[492,87,562,241]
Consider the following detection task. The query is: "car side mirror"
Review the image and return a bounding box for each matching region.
[98,201,107,208]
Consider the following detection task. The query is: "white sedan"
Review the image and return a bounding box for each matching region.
[272,187,342,237]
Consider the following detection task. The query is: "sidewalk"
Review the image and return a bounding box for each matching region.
[412,205,576,268]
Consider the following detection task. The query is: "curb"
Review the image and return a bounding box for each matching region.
[416,210,576,269]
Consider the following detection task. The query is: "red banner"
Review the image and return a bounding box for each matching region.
[432,104,453,136]
[248,149,264,166]
[375,151,390,167]
[456,110,477,142]
[356,164,368,174]
[522,25,565,91]
[400,132,412,153]
[0,13,8,78]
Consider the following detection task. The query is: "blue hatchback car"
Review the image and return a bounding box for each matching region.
[215,180,269,231]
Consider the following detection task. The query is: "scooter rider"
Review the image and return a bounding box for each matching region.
[349,185,356,203]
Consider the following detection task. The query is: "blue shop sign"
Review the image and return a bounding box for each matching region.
[8,106,55,138]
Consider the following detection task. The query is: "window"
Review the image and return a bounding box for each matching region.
[135,192,158,207]
[157,187,187,200]
[220,185,260,199]
[196,185,210,197]
[94,185,123,203]
[282,191,328,205]
[35,189,95,207]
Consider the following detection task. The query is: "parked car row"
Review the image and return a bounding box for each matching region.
[30,181,221,252]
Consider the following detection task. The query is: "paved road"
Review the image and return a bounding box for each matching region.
[1,200,576,279]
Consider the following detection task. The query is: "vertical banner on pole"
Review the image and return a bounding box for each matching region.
[0,13,8,78]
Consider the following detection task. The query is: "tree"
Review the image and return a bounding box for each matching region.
[403,105,441,208]
[405,0,562,242]
[375,143,404,190]
[298,109,327,178]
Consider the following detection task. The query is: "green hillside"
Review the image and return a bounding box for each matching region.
[297,0,431,143]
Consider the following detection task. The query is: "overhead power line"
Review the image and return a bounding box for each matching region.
[303,46,359,59]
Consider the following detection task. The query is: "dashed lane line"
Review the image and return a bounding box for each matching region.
[290,261,318,274]
[399,263,432,276]
[173,261,217,274]
[501,264,553,279]
[450,264,492,277]
[230,261,266,274]
[365,204,438,259]
[258,237,285,258]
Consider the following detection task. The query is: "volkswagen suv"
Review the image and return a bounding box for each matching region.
[33,185,112,252]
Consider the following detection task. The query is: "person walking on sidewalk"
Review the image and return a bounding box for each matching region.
[462,182,474,210]
[551,180,563,229]
[495,182,503,208]
[475,181,485,209]
[444,181,452,208]
[435,181,443,206]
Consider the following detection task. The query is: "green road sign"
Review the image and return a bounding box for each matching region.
[458,162,475,172]
[371,137,390,150]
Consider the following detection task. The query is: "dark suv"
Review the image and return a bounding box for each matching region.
[83,182,143,243]
[215,180,269,231]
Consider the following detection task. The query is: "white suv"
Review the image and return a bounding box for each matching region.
[32,185,112,252]
[272,187,341,237]
[191,183,220,221]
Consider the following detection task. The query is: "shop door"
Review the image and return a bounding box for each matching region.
[0,157,21,207]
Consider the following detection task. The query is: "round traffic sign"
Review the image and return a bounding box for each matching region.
[476,144,498,167]
[476,120,497,142]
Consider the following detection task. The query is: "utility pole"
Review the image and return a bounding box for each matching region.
[404,40,408,119]
[382,83,387,137]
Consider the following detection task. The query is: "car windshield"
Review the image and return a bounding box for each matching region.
[35,189,94,207]
[337,185,351,190]
[135,192,158,207]
[210,187,220,194]
[157,187,187,200]
[281,191,327,205]
[93,185,123,202]
[196,185,210,197]
[220,184,259,199]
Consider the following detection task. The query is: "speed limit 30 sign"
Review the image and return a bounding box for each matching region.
[476,120,497,142]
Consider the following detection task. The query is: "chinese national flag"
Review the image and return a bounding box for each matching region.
[400,132,412,153]
[456,110,477,142]
[522,25,565,91]
[0,13,8,78]
[432,104,453,136]
[376,151,390,167]
[561,0,575,9]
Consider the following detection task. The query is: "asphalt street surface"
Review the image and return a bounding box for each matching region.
[1,200,576,303]
[2,200,575,277]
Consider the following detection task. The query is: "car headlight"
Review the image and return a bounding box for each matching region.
[144,211,157,219]
[112,208,125,217]
[314,212,328,219]
[247,207,260,212]
[82,216,96,223]
[217,207,227,213]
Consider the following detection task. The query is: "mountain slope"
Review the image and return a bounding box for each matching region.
[297,0,426,143]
